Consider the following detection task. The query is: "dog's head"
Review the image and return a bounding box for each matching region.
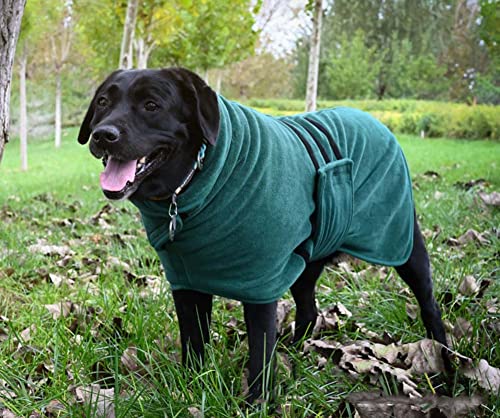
[78,68,220,200]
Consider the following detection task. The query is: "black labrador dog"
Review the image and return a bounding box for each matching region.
[78,67,448,403]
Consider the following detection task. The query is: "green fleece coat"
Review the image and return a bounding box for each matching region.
[131,96,414,304]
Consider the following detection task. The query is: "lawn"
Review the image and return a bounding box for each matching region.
[0,129,499,417]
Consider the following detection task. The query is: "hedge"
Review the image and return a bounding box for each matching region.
[245,98,500,140]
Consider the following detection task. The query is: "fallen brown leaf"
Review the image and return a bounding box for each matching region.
[28,240,74,257]
[347,392,483,418]
[0,379,16,400]
[276,300,293,335]
[188,407,203,418]
[452,318,473,340]
[405,303,419,321]
[74,385,116,418]
[0,408,19,418]
[458,275,480,296]
[44,302,74,320]
[20,324,36,342]
[120,346,142,374]
[339,342,421,397]
[457,229,490,246]
[48,273,64,287]
[462,358,500,392]
[405,339,446,374]
[304,339,342,360]
[106,256,131,271]
[478,191,500,206]
[45,399,66,415]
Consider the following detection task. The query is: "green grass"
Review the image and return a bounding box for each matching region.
[0,130,499,416]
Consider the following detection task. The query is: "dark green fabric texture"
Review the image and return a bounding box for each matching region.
[131,96,414,304]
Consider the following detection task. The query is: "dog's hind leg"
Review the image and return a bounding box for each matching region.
[172,289,213,368]
[395,213,447,347]
[291,258,328,344]
[243,301,277,403]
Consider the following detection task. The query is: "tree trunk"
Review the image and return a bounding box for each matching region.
[215,69,223,94]
[54,68,62,148]
[0,0,26,163]
[119,0,139,69]
[135,37,155,69]
[305,0,323,112]
[19,46,27,170]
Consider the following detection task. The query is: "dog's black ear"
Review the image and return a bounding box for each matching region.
[171,68,220,146]
[78,70,124,145]
[77,102,95,144]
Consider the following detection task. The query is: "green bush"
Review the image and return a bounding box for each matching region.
[245,98,500,140]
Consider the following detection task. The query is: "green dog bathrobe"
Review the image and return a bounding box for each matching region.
[131,96,414,304]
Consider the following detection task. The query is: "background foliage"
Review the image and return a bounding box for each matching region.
[8,0,499,144]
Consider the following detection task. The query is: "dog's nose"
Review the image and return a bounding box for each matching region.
[92,125,120,143]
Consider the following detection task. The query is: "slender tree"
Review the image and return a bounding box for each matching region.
[305,0,323,112]
[18,44,27,170]
[50,1,73,148]
[0,0,26,163]
[119,0,139,69]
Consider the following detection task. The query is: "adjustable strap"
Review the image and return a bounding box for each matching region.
[304,117,343,160]
[281,117,344,262]
[281,117,343,168]
[281,120,320,170]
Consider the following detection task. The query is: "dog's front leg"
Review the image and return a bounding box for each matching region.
[243,301,277,403]
[172,289,213,368]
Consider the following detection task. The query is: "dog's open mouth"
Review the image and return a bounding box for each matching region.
[100,148,168,199]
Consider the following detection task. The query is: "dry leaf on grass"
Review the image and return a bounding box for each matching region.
[106,256,131,271]
[347,392,483,418]
[44,302,74,320]
[458,275,480,296]
[462,358,500,392]
[307,336,500,396]
[405,303,419,321]
[452,318,473,340]
[188,407,203,418]
[19,324,36,342]
[48,273,64,287]
[0,379,17,400]
[404,339,447,374]
[478,191,500,206]
[28,240,74,257]
[338,341,423,397]
[312,302,353,335]
[74,385,115,418]
[120,345,148,376]
[45,399,66,415]
[304,339,343,359]
[447,229,490,246]
[276,300,293,335]
[0,409,19,418]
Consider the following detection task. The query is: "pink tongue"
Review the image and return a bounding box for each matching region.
[100,157,137,192]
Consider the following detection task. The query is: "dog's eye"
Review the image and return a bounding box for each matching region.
[144,101,159,112]
[97,97,108,107]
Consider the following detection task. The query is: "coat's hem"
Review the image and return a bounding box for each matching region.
[339,236,414,267]
[169,283,284,304]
